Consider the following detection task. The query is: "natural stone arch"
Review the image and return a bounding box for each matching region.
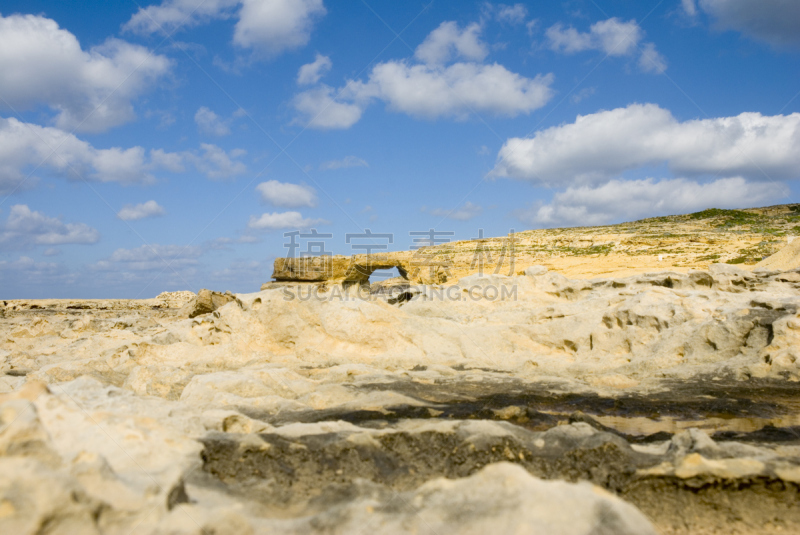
[271,250,456,286]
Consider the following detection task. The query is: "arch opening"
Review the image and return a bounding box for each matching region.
[369,267,403,285]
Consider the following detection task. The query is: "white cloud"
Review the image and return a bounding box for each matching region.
[0,14,171,133]
[148,145,246,179]
[293,20,555,129]
[149,144,246,179]
[348,62,554,120]
[195,106,231,136]
[698,0,800,46]
[297,53,332,85]
[149,149,186,173]
[638,42,667,73]
[125,0,326,57]
[256,180,317,207]
[427,201,483,221]
[248,211,329,230]
[293,85,364,129]
[117,200,166,221]
[682,0,698,17]
[415,21,488,65]
[547,18,643,55]
[0,205,99,249]
[296,63,554,128]
[570,87,596,104]
[187,144,247,180]
[319,156,368,170]
[0,117,248,190]
[123,0,239,34]
[518,177,785,228]
[681,0,697,17]
[492,103,800,185]
[234,0,326,56]
[0,116,156,191]
[496,4,528,24]
[546,17,665,73]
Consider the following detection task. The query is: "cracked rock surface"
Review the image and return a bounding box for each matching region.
[2,265,800,534]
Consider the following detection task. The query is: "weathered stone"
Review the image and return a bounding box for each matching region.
[756,239,800,271]
[179,289,236,318]
[5,262,800,533]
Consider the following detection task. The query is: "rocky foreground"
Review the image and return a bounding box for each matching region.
[2,264,800,534]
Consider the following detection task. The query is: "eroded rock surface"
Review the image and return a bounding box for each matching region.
[2,266,800,534]
[179,289,236,318]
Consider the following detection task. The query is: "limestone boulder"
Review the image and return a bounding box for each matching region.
[755,239,800,271]
[179,289,236,318]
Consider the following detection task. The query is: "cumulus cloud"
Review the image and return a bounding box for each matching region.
[124,0,238,33]
[195,107,231,136]
[0,14,171,133]
[292,85,364,129]
[496,4,529,24]
[125,0,326,56]
[492,103,800,185]
[547,17,643,55]
[319,156,368,170]
[146,144,246,180]
[698,0,800,46]
[546,17,665,74]
[186,144,247,179]
[682,0,698,17]
[294,62,554,127]
[0,205,99,249]
[117,200,166,221]
[147,144,246,179]
[248,211,329,230]
[234,0,326,55]
[349,62,554,120]
[0,116,155,190]
[293,20,554,129]
[297,53,332,85]
[570,87,596,104]
[518,177,786,228]
[638,42,668,73]
[256,180,317,207]
[426,201,483,221]
[414,21,488,65]
[0,117,248,190]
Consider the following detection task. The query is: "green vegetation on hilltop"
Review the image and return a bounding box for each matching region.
[687,208,767,229]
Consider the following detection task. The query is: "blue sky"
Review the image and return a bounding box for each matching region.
[0,0,799,298]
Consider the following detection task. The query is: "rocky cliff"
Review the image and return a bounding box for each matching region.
[269,205,796,287]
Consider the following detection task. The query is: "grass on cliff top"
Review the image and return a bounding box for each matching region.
[490,204,798,247]
[686,208,768,228]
